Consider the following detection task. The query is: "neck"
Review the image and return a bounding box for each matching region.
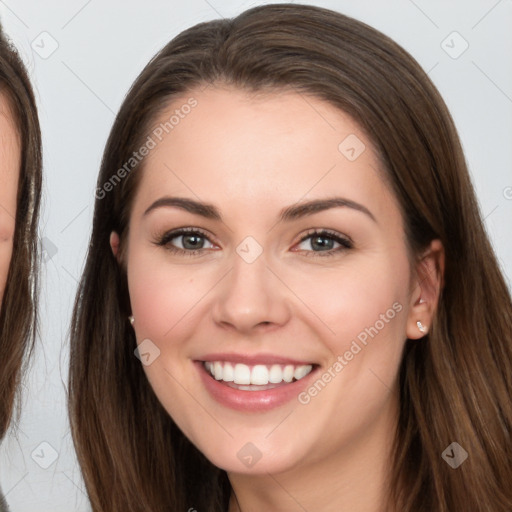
[227,391,398,512]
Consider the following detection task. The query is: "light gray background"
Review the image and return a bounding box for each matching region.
[0,0,511,510]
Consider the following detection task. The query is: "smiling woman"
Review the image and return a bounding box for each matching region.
[0,24,42,512]
[69,4,512,512]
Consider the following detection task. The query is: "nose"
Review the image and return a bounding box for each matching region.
[211,248,291,335]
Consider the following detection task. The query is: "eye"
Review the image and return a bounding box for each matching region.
[294,229,353,257]
[154,227,353,258]
[154,227,216,256]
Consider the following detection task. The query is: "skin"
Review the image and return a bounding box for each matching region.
[111,86,444,512]
[0,91,19,308]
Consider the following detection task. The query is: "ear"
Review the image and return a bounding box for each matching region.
[110,231,121,262]
[406,239,445,339]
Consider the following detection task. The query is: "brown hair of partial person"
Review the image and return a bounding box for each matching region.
[0,26,42,438]
[69,4,512,511]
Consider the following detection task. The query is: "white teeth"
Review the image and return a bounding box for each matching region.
[214,361,223,380]
[203,361,313,386]
[223,362,234,382]
[269,364,283,383]
[294,365,311,380]
[283,365,294,383]
[233,363,251,385]
[251,365,269,385]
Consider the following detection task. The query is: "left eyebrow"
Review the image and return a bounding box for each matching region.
[279,197,377,223]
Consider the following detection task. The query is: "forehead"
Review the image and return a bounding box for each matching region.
[132,86,400,225]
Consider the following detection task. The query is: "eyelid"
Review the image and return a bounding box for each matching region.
[296,228,353,246]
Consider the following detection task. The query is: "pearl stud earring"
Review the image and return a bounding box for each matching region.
[416,320,427,333]
[128,315,135,325]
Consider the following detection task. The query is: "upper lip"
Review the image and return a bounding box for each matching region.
[197,353,316,366]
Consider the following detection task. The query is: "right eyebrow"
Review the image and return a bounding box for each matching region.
[144,197,221,220]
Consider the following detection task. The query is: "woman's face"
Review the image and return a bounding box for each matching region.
[117,86,430,475]
[0,92,19,307]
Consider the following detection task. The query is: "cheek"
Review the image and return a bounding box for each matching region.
[283,253,409,352]
[285,253,409,418]
[126,247,216,349]
[0,238,14,307]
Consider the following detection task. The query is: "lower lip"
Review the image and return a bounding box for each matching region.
[194,361,318,412]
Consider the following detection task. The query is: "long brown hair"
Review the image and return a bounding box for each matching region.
[69,4,512,511]
[0,25,42,439]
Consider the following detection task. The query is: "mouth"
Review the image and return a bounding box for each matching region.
[194,358,319,411]
[203,361,314,390]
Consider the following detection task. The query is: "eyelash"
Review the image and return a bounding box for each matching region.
[154,227,353,258]
[154,228,213,258]
[297,229,353,257]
